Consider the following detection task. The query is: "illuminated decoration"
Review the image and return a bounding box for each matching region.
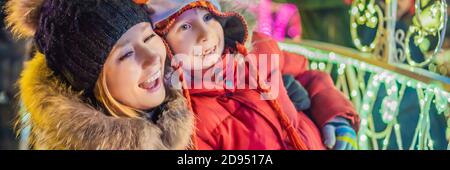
[405,0,448,67]
[345,0,449,149]
[18,102,31,150]
[350,0,384,52]
[351,0,448,72]
[379,73,399,124]
[0,91,7,104]
[280,42,450,150]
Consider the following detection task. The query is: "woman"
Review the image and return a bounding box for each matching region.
[6,0,194,149]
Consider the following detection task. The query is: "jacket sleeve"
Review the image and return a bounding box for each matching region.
[250,32,359,132]
[279,48,360,132]
[296,70,360,132]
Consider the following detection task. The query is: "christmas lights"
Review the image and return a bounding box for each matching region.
[350,0,384,52]
[280,42,450,150]
[405,0,448,67]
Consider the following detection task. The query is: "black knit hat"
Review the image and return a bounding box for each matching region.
[34,0,151,95]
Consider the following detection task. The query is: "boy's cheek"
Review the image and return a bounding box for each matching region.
[168,39,193,56]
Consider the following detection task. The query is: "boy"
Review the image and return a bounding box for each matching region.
[150,0,359,150]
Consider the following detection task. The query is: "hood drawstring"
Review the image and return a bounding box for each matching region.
[236,43,308,150]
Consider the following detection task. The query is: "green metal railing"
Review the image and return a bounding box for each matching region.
[280,40,450,150]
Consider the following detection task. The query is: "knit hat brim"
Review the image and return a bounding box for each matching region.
[34,0,152,94]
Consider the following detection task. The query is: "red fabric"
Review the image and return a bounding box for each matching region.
[409,0,415,15]
[190,32,359,150]
[343,0,353,5]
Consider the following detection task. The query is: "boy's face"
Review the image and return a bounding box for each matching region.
[166,8,225,71]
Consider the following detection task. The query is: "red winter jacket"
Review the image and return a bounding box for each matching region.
[189,32,359,150]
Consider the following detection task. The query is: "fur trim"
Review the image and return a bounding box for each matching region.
[17,53,194,150]
[5,0,45,38]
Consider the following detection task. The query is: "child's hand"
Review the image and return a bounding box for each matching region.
[322,116,358,150]
[282,75,311,111]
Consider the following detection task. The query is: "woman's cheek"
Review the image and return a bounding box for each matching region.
[118,64,140,86]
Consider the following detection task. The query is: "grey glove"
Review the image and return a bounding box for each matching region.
[282,75,311,111]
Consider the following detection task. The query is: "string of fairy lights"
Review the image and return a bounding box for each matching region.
[279,42,450,150]
[405,0,447,67]
[350,0,448,68]
[337,0,449,149]
[350,0,384,53]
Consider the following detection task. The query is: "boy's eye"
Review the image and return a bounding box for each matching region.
[203,13,213,22]
[119,51,134,61]
[180,24,192,31]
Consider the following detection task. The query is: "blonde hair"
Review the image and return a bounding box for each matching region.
[94,71,142,118]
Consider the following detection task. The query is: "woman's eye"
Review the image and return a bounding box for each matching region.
[180,23,192,31]
[119,51,134,61]
[144,34,156,43]
[203,13,213,22]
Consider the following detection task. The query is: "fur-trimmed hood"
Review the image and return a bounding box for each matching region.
[17,53,194,150]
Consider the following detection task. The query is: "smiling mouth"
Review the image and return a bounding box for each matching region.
[139,69,162,92]
[194,45,217,58]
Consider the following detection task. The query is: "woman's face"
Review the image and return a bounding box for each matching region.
[166,8,225,71]
[104,22,167,110]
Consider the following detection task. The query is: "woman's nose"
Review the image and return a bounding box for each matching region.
[137,44,160,69]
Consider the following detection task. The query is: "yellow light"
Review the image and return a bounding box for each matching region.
[362,119,368,126]
[363,104,370,111]
[395,124,400,130]
[351,90,358,97]
[360,135,368,142]
[311,62,318,70]
[319,63,326,70]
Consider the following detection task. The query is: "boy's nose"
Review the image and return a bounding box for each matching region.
[196,23,212,44]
